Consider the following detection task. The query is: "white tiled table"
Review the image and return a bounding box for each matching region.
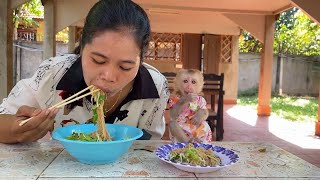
[1,140,320,179]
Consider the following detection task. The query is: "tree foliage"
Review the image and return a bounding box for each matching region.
[13,0,43,28]
[239,8,320,56]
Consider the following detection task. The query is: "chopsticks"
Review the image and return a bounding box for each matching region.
[19,85,99,126]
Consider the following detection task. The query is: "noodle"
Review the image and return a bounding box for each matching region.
[169,144,221,166]
[65,86,112,141]
[90,86,112,141]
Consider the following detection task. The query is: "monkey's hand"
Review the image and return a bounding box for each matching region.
[169,120,190,142]
[180,93,195,103]
[169,94,194,120]
[191,109,209,126]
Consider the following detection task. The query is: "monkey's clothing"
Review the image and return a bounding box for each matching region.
[169,95,212,143]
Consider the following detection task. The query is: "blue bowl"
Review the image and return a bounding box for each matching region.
[51,123,143,164]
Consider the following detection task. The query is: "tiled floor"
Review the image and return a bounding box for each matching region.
[163,105,320,168]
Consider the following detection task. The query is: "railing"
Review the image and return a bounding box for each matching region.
[16,32,68,43]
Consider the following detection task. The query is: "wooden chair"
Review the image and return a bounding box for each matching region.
[203,73,224,141]
[162,72,176,91]
[162,72,225,141]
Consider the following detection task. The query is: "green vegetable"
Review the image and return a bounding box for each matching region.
[92,106,98,124]
[169,144,221,166]
[98,94,105,104]
[91,93,105,125]
[66,132,99,142]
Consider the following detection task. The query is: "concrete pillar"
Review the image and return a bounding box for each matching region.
[316,87,320,136]
[0,0,13,101]
[257,15,276,116]
[279,56,283,95]
[0,0,8,101]
[16,44,21,82]
[43,0,56,59]
[68,26,76,53]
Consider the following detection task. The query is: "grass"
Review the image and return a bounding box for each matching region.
[237,90,318,122]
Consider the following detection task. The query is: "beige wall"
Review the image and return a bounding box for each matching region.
[220,36,239,102]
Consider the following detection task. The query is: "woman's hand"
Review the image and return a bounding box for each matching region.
[11,105,59,143]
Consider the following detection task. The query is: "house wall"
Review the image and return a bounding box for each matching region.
[220,36,239,103]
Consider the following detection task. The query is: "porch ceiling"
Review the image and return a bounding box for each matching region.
[56,0,293,35]
[135,0,292,15]
[11,0,319,38]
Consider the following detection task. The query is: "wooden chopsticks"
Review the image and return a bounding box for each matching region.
[19,85,99,126]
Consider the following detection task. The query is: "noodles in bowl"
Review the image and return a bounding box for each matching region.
[64,86,112,142]
[52,86,143,164]
[52,124,143,164]
[169,143,221,166]
[156,142,239,173]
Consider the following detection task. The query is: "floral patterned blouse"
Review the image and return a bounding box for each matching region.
[169,95,212,143]
[0,54,170,140]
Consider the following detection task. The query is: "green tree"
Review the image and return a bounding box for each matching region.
[239,8,320,94]
[239,31,261,53]
[13,0,43,39]
[239,8,320,56]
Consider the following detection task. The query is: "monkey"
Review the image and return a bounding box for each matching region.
[168,69,212,143]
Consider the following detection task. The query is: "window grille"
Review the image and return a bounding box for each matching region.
[220,35,232,63]
[144,32,182,61]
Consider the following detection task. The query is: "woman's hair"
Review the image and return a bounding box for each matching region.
[74,0,150,62]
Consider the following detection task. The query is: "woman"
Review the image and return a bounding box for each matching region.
[0,0,169,144]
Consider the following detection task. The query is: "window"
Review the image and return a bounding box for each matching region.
[220,35,232,63]
[144,32,182,61]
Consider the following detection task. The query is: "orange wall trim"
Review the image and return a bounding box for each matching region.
[315,122,320,136]
[257,105,271,116]
[224,99,237,104]
[318,93,320,122]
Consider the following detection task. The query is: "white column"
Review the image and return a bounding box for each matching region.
[43,0,56,60]
[0,0,13,101]
[68,26,76,53]
[279,56,283,95]
[0,0,8,101]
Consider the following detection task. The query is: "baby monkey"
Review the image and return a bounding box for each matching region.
[169,69,212,143]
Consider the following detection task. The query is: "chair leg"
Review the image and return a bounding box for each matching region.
[207,118,215,133]
[215,117,224,141]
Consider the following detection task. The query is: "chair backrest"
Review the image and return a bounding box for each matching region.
[204,73,224,108]
[203,73,224,101]
[161,72,176,92]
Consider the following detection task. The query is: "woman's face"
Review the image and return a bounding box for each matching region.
[81,30,140,97]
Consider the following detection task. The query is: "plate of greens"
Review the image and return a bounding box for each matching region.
[155,142,239,173]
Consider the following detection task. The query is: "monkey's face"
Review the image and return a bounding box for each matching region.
[180,74,202,95]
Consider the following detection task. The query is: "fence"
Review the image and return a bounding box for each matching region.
[239,53,319,96]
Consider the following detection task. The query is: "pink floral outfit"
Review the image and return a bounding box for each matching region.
[169,95,212,143]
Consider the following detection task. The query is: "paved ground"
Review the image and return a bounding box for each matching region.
[163,105,320,168]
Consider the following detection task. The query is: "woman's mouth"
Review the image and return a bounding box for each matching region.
[91,84,112,94]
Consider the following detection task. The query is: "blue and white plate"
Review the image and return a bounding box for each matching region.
[155,142,239,173]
